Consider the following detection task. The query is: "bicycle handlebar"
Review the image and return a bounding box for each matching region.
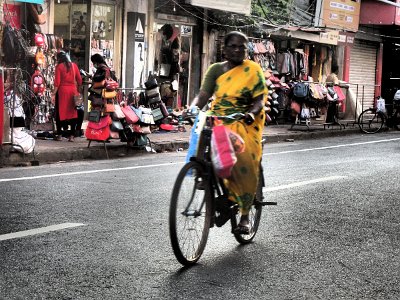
[212,113,245,120]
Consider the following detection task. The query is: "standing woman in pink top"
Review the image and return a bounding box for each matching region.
[52,51,82,142]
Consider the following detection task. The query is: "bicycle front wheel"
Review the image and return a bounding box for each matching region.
[169,161,211,266]
[358,108,384,134]
[231,167,263,244]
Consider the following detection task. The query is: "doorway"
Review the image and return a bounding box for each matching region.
[153,23,192,109]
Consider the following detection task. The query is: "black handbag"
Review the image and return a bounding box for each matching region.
[110,120,123,131]
[144,78,158,89]
[88,110,101,123]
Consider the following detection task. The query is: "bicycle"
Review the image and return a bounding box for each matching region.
[358,97,400,134]
[169,113,276,266]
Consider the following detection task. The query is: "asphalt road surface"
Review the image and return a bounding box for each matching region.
[1,132,399,299]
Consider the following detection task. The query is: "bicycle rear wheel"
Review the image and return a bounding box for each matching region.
[358,108,384,134]
[231,167,263,244]
[169,161,211,266]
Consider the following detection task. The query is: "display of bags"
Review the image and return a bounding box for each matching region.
[85,115,111,141]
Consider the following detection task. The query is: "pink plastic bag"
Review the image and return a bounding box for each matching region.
[211,120,237,178]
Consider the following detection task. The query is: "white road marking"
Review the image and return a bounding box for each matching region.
[1,138,399,183]
[263,137,400,156]
[265,176,347,192]
[0,223,86,241]
[0,162,179,183]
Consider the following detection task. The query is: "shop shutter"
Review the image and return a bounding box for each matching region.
[349,39,378,110]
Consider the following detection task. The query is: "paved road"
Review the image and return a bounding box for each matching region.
[1,132,399,299]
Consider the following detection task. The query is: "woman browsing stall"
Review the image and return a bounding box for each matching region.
[190,31,267,234]
[52,51,82,142]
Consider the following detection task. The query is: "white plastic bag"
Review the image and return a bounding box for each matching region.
[300,105,310,119]
[11,128,36,154]
[376,97,386,113]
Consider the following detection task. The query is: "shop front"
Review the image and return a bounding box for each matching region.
[147,16,197,109]
[53,0,122,81]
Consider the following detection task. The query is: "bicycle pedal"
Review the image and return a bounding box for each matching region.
[260,201,277,206]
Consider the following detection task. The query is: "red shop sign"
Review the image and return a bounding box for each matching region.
[3,4,21,29]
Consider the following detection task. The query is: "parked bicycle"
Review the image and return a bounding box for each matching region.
[169,113,276,266]
[358,96,400,134]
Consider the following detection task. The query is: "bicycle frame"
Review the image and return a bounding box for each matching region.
[190,124,230,228]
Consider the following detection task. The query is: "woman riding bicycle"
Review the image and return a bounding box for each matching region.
[189,31,267,234]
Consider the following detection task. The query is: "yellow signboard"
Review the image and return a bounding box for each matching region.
[320,0,361,32]
[320,30,339,45]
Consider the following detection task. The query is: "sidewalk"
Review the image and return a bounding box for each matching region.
[0,121,360,167]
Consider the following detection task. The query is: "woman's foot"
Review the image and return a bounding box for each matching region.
[234,215,250,234]
[68,136,74,142]
[54,135,62,141]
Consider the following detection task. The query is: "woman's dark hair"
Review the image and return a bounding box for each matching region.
[224,31,249,46]
[57,51,71,71]
[91,53,107,66]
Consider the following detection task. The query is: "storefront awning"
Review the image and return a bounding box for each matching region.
[271,27,339,45]
[188,0,251,15]
[14,0,44,4]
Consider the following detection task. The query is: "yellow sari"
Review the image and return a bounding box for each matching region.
[209,60,267,214]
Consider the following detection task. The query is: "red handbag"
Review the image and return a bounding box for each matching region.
[210,119,237,179]
[333,86,346,101]
[85,115,111,141]
[105,78,119,91]
[121,105,139,124]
